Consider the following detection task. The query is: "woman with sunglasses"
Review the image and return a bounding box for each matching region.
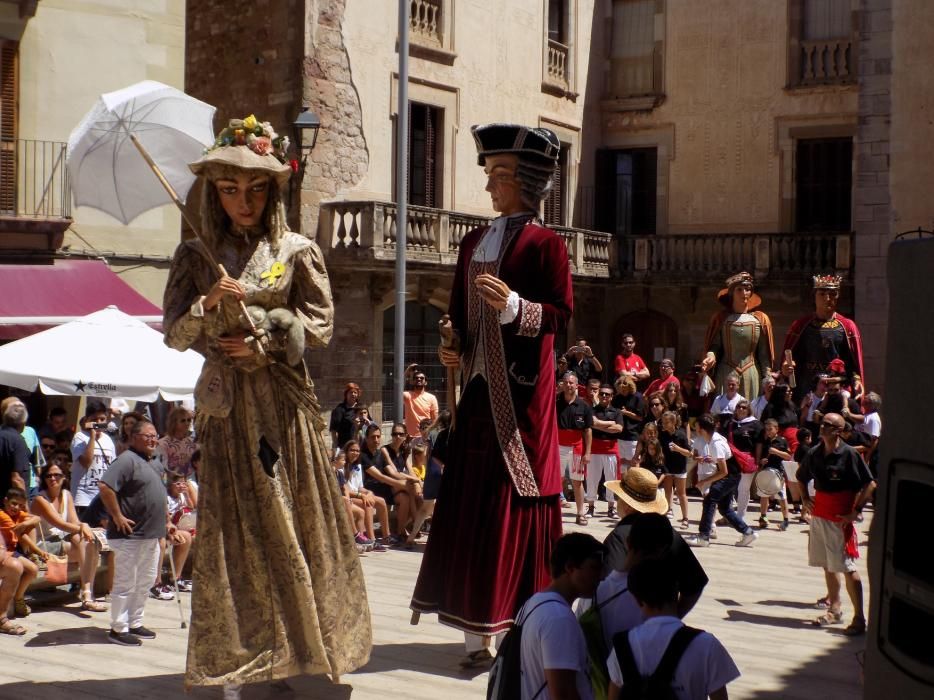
[378,424,424,536]
[726,400,763,518]
[30,463,106,612]
[156,407,198,478]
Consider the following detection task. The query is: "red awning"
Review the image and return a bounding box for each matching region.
[0,259,163,340]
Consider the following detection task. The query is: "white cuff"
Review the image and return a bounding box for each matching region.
[190,296,207,318]
[499,291,520,324]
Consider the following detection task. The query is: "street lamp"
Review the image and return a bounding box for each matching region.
[292,107,321,172]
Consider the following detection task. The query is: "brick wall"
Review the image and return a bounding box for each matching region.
[853,0,892,390]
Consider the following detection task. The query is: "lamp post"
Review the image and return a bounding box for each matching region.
[290,107,321,229]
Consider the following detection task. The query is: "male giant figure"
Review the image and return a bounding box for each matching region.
[410,124,571,667]
[782,274,865,402]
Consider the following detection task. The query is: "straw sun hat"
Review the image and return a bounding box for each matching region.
[604,467,668,515]
[189,114,292,187]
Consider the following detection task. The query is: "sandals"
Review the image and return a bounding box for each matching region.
[0,617,26,635]
[13,599,30,617]
[842,617,867,636]
[459,648,494,669]
[815,597,831,609]
[680,518,690,529]
[812,610,844,627]
[575,514,588,526]
[80,595,108,612]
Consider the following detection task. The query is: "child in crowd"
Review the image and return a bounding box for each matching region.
[0,487,47,617]
[332,450,374,551]
[758,419,792,531]
[790,427,813,522]
[342,440,389,552]
[606,556,740,700]
[405,439,437,550]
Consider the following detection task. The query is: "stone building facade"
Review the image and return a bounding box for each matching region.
[176,0,926,417]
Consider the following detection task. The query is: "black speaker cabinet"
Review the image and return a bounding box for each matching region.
[865,237,934,698]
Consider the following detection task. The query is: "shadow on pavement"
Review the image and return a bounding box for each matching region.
[363,641,488,680]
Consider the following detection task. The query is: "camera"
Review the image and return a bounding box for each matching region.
[92,422,108,431]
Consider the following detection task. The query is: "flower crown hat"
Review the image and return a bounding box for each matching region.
[189,114,292,187]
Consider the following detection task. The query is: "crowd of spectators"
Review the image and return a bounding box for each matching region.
[0,398,199,637]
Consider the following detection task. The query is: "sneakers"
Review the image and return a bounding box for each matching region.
[354,532,374,546]
[685,535,710,548]
[736,530,759,547]
[370,542,388,552]
[149,585,174,601]
[758,515,769,529]
[586,503,595,518]
[129,626,156,639]
[709,526,718,540]
[778,520,790,532]
[606,506,616,519]
[175,579,193,592]
[108,629,142,646]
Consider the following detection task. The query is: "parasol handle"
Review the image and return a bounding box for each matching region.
[128,134,264,344]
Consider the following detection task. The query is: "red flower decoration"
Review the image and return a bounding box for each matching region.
[290,159,300,172]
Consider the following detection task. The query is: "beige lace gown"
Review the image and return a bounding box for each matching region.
[163,230,371,687]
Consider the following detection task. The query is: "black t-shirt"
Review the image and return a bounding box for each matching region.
[360,442,382,488]
[328,401,358,447]
[763,435,790,472]
[592,405,622,441]
[603,514,709,597]
[610,392,645,440]
[797,442,874,493]
[567,356,598,384]
[0,425,30,495]
[817,394,862,420]
[729,418,763,454]
[659,428,690,474]
[761,402,799,430]
[556,396,593,431]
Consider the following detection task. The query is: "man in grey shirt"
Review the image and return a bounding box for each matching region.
[99,418,173,646]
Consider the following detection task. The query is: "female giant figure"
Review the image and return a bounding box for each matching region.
[162,117,370,697]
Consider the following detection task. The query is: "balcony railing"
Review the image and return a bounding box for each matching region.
[619,232,852,279]
[799,38,854,85]
[410,0,442,46]
[546,39,569,88]
[0,139,71,220]
[317,200,612,277]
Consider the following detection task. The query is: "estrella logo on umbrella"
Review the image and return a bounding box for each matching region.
[73,380,118,394]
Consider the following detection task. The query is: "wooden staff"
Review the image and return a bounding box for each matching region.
[438,314,458,429]
[784,349,796,389]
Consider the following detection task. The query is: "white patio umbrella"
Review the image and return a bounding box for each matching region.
[67,80,215,223]
[0,306,203,401]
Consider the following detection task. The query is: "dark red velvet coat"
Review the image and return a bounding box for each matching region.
[449,217,573,497]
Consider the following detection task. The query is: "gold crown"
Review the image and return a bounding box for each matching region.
[813,274,843,290]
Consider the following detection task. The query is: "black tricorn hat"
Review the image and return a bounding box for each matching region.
[471,123,560,166]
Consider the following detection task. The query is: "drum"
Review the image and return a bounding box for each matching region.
[753,468,784,497]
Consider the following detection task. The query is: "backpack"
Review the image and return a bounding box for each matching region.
[487,598,565,700]
[579,586,630,700]
[613,625,703,700]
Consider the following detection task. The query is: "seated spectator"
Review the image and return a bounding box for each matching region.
[405,439,438,549]
[30,463,107,612]
[343,440,389,551]
[166,471,198,536]
[645,358,679,398]
[115,411,145,456]
[709,372,745,420]
[360,425,411,544]
[332,451,374,550]
[0,487,44,618]
[518,532,605,700]
[378,424,424,532]
[0,525,26,635]
[153,475,194,597]
[156,406,198,478]
[606,556,740,700]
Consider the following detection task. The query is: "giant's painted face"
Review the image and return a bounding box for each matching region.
[483,154,522,215]
[215,172,270,228]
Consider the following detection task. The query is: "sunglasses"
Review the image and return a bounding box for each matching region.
[391,432,406,438]
[599,392,613,397]
[180,418,193,423]
[650,402,663,407]
[45,473,64,480]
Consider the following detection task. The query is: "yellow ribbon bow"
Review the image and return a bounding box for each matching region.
[260,262,286,287]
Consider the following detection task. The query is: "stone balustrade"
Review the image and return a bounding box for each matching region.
[410,0,442,45]
[546,39,569,87]
[799,38,853,85]
[317,200,611,277]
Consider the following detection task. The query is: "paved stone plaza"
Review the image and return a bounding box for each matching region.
[0,501,868,699]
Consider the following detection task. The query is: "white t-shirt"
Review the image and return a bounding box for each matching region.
[692,433,731,492]
[607,616,740,700]
[856,411,881,438]
[346,463,366,493]
[709,392,744,417]
[519,591,594,700]
[70,431,117,507]
[749,395,768,420]
[576,570,643,650]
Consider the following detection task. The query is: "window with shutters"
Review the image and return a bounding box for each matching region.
[408,102,442,208]
[542,0,576,98]
[795,137,852,232]
[544,144,569,227]
[0,41,17,214]
[594,147,657,237]
[788,0,857,87]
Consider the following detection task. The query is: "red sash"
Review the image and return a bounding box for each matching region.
[591,438,619,456]
[558,428,584,454]
[813,490,860,558]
